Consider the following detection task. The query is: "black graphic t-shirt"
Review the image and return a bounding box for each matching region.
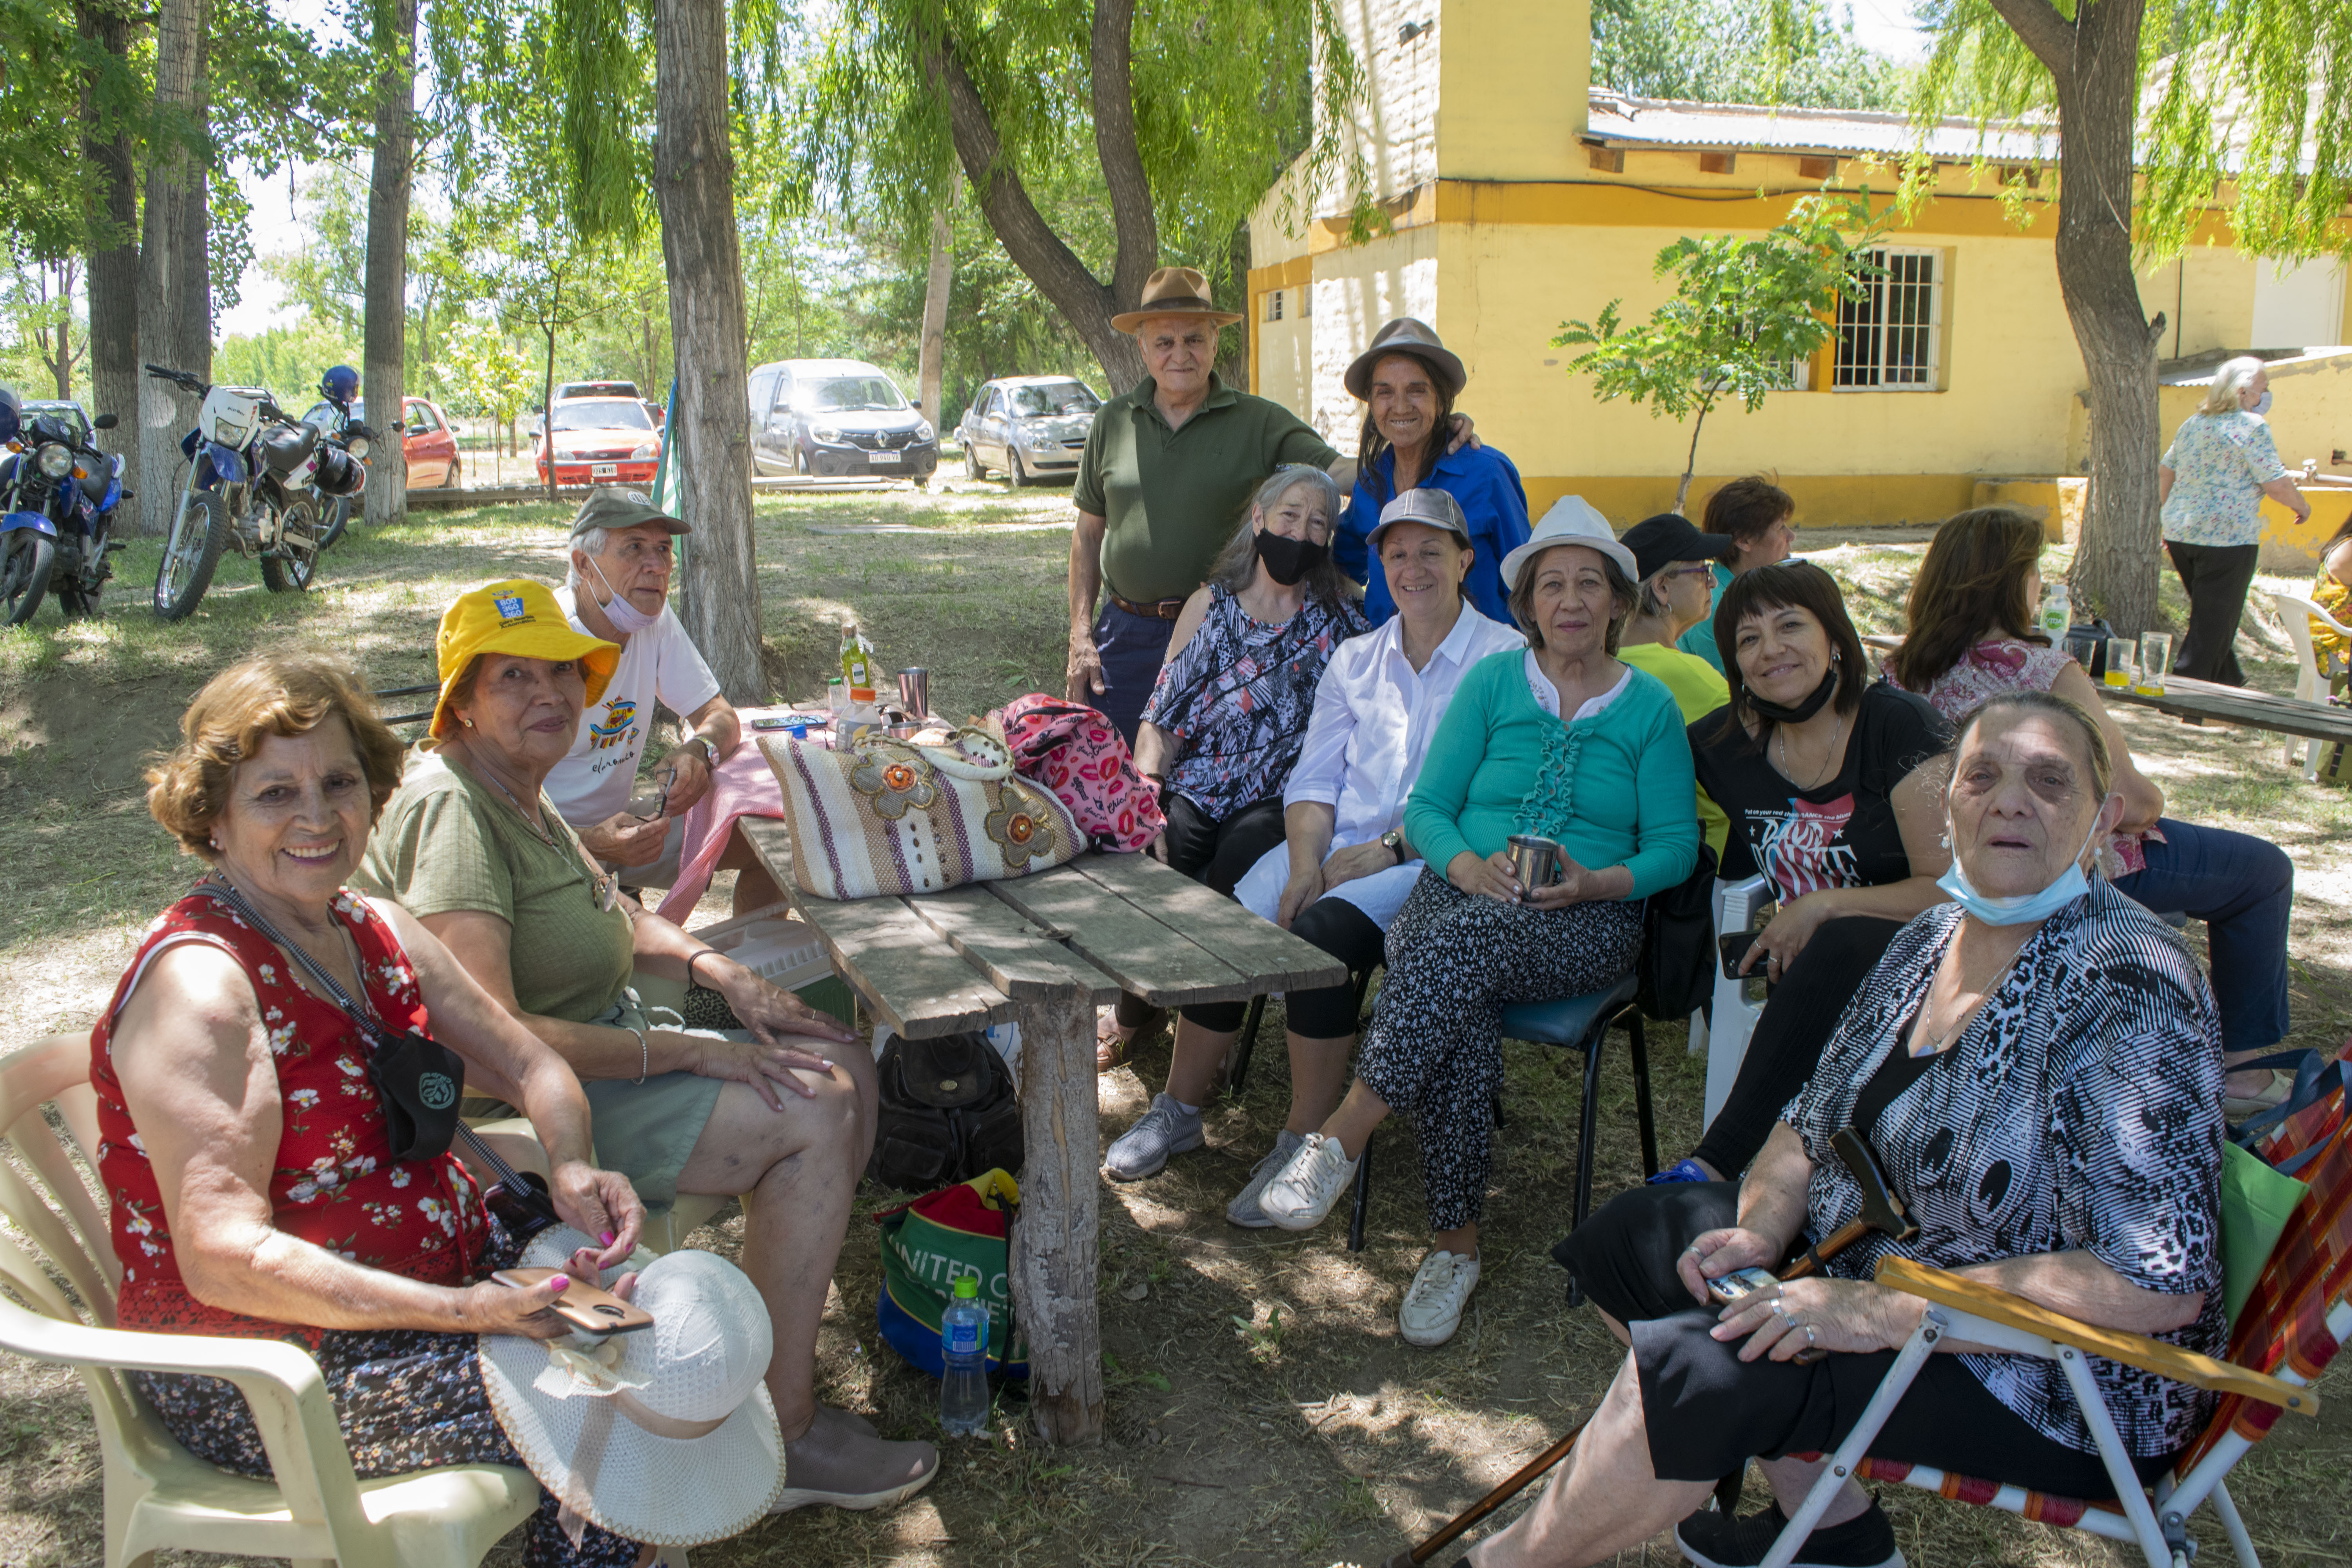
[1690,681,1951,899]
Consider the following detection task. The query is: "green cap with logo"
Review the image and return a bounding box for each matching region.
[567,485,691,541]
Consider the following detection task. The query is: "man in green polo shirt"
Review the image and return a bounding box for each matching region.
[1067,267,1339,740]
[1068,266,1484,741]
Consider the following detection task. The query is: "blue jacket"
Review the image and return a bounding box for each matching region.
[1337,441,1532,627]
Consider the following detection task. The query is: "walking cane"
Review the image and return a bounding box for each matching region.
[1379,1129,1915,1568]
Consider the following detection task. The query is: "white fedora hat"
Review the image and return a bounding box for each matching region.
[1501,495,1639,589]
[480,1230,782,1549]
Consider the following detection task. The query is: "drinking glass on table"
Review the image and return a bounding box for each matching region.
[2138,632,2173,694]
[2105,639,2136,689]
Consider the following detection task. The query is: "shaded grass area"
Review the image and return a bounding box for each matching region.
[0,504,2345,1565]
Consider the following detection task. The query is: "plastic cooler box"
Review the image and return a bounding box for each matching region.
[682,902,857,1027]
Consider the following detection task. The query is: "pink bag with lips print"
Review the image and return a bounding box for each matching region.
[991,695,1166,853]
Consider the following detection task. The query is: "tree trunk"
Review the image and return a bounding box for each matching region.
[79,0,141,494]
[1987,0,2161,636]
[918,205,951,430]
[654,0,766,702]
[919,5,1153,393]
[136,0,208,539]
[541,321,559,502]
[363,0,418,529]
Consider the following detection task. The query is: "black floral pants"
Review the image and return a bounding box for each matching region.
[132,1220,640,1568]
[1356,871,1645,1232]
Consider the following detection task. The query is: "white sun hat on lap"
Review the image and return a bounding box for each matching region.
[479,1229,782,1550]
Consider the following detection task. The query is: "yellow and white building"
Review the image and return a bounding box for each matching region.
[1245,0,2352,557]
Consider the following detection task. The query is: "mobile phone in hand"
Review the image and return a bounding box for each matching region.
[491,1267,655,1334]
[1705,1266,1780,1305]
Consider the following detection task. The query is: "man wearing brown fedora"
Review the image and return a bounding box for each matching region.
[1068,267,1477,741]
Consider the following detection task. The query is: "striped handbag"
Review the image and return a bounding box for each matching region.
[760,726,1086,900]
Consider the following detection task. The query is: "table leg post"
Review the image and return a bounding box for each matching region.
[1009,984,1104,1443]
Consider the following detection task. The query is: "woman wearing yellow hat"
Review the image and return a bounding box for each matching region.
[356,578,938,1513]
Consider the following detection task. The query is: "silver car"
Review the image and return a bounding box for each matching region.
[957,376,1102,486]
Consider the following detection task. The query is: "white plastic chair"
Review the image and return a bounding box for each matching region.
[2265,589,2352,780]
[0,1033,539,1568]
[1703,876,1774,1129]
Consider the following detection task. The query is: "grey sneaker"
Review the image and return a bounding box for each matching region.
[1103,1093,1204,1181]
[1259,1132,1359,1231]
[1225,1130,1307,1228]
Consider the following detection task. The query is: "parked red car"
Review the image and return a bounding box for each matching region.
[537,397,662,486]
[349,397,463,489]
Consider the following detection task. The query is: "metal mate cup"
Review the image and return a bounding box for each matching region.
[896,667,931,719]
[1508,833,1561,889]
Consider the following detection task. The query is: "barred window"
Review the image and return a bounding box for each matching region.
[1835,248,1942,390]
[1264,290,1285,323]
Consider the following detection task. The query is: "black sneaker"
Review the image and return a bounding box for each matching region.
[1674,1500,1904,1568]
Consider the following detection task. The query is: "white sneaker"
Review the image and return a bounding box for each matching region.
[1398,1250,1480,1347]
[1225,1130,1307,1228]
[1257,1132,1358,1232]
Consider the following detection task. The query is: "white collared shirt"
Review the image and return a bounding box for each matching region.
[1524,650,1633,722]
[1283,606,1527,848]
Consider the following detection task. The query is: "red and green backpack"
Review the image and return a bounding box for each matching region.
[875,1169,1029,1379]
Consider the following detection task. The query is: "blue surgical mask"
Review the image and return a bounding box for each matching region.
[586,555,661,634]
[1936,802,2111,926]
[2252,388,2274,416]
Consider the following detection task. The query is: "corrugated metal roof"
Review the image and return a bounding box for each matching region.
[1584,91,2055,163]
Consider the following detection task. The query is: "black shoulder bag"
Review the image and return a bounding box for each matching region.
[193,881,563,1238]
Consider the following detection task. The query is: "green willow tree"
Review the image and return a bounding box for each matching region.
[795,0,1366,393]
[1901,0,2352,635]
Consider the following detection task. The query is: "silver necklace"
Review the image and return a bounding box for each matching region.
[1775,709,1848,791]
[459,752,619,913]
[1911,942,2027,1058]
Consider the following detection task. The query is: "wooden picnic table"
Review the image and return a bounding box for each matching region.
[735,818,1347,1445]
[2095,671,2352,748]
[1860,632,2352,750]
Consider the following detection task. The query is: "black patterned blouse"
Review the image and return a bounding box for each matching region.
[1141,582,1369,820]
[1784,883,2227,1459]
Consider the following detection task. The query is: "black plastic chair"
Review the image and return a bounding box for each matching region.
[1343,972,1658,1291]
[373,682,439,727]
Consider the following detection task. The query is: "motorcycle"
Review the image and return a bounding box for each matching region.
[298,396,379,550]
[143,364,367,621]
[1,408,129,626]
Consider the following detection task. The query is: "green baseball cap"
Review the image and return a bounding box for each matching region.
[567,485,690,541]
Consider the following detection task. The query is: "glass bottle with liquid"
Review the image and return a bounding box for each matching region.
[840,621,878,706]
[2038,580,2071,641]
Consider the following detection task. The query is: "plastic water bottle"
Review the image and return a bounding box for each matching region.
[2039,580,2071,640]
[939,1274,990,1435]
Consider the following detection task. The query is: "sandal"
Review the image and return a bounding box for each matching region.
[1097,1005,1136,1073]
[2224,1067,2294,1121]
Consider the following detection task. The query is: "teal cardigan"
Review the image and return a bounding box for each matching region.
[1404,651,1700,900]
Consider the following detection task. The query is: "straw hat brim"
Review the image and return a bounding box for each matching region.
[1110,303,1245,333]
[477,1229,784,1547]
[1344,335,1468,401]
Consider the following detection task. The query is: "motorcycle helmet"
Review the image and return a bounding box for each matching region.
[320,365,360,405]
[313,445,367,498]
[0,384,20,446]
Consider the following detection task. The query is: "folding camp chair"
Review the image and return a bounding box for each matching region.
[1746,1079,2350,1568]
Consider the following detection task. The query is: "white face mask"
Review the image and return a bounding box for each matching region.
[1936,795,2114,926]
[586,554,661,634]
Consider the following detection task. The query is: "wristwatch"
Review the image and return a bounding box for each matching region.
[1380,828,1406,865]
[680,734,716,765]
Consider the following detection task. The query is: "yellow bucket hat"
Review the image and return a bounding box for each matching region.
[430,578,620,739]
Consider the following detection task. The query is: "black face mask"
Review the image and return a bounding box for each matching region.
[1254,528,1330,587]
[1746,660,1840,725]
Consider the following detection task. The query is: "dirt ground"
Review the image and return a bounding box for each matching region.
[0,481,2346,1567]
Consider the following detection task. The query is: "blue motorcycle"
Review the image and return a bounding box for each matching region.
[0,385,128,625]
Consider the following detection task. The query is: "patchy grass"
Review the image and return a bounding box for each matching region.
[0,504,2346,1567]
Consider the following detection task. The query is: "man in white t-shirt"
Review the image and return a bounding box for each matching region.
[547,487,741,891]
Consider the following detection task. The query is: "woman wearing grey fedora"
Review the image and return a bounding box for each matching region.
[1334,317,1531,628]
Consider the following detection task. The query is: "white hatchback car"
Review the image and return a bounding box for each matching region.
[956,376,1102,486]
